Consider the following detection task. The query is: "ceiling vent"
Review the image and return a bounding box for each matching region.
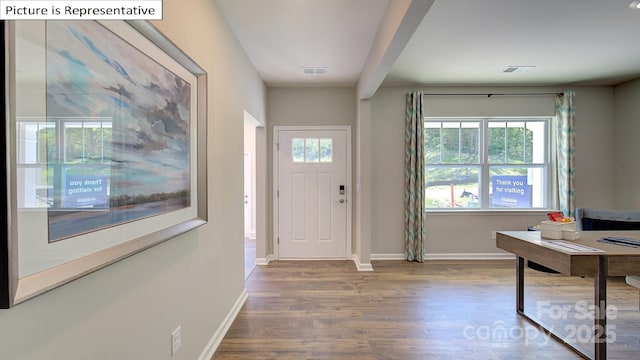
[503,66,535,73]
[302,67,328,75]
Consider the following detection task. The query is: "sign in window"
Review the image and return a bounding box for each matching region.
[491,175,532,208]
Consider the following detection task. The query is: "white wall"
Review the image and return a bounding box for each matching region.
[355,99,373,267]
[0,0,267,358]
[573,87,617,210]
[614,79,640,210]
[369,86,616,256]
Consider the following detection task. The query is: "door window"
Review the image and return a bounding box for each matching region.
[292,138,333,163]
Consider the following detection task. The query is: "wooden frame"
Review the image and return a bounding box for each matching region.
[2,20,208,308]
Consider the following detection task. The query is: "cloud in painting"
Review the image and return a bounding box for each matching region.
[46,21,191,197]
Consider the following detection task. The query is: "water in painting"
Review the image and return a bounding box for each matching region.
[44,21,191,242]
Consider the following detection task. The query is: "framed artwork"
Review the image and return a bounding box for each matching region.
[1,20,208,308]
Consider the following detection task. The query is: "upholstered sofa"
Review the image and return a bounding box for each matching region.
[576,207,640,301]
[576,207,640,231]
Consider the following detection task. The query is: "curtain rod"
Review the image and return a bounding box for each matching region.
[422,92,563,98]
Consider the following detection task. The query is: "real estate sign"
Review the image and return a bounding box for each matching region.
[62,175,109,208]
[491,175,532,208]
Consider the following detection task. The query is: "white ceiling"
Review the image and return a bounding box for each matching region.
[216,0,390,87]
[217,0,640,90]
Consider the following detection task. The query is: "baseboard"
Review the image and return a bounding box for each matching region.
[352,254,374,271]
[371,253,406,260]
[425,253,515,260]
[255,254,276,266]
[197,288,248,360]
[371,253,515,261]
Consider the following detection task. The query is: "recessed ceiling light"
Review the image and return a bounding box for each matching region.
[630,1,640,9]
[502,66,536,73]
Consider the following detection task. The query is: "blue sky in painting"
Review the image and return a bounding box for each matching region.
[46,21,191,197]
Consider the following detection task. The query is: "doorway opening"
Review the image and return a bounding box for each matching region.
[244,111,258,278]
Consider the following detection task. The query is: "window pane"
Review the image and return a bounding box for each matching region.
[424,123,441,163]
[506,122,526,163]
[305,138,319,163]
[441,122,460,163]
[18,122,39,164]
[64,122,83,164]
[319,138,332,162]
[102,123,112,163]
[83,122,102,163]
[38,123,57,163]
[292,138,305,162]
[17,167,51,208]
[488,122,506,163]
[489,121,543,165]
[489,167,545,208]
[425,166,480,208]
[527,121,546,163]
[460,123,479,163]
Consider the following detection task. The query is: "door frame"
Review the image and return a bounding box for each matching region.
[273,125,352,260]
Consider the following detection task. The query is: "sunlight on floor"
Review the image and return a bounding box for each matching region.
[244,237,256,280]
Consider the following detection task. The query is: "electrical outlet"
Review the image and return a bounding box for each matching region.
[171,325,182,356]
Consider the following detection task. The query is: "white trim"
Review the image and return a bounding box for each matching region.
[371,253,516,261]
[352,253,374,271]
[197,288,248,360]
[277,257,350,261]
[272,129,280,259]
[255,254,276,266]
[273,126,352,260]
[371,253,406,260]
[425,253,515,260]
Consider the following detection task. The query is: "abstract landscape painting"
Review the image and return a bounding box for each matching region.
[45,21,192,242]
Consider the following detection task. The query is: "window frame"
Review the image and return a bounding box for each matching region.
[16,117,113,209]
[424,116,554,211]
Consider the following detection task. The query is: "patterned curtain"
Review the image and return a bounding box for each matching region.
[404,91,425,262]
[555,90,576,218]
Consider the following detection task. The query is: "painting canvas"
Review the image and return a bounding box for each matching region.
[3,20,207,308]
[45,21,191,242]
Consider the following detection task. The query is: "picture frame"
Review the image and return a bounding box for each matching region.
[1,20,208,308]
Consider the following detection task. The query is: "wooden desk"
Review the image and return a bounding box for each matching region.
[496,230,640,360]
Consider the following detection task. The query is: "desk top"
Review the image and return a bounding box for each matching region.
[496,230,640,276]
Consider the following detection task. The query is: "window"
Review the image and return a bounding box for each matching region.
[425,117,551,209]
[292,138,333,163]
[16,117,113,209]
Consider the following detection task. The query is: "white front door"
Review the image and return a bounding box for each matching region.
[276,127,350,258]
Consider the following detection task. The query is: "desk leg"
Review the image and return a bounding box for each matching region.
[514,255,592,360]
[595,254,607,360]
[517,256,525,313]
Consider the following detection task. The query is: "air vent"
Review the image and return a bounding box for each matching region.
[302,67,328,75]
[503,66,535,73]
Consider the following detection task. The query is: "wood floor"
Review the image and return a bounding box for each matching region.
[212,260,640,359]
[245,238,256,280]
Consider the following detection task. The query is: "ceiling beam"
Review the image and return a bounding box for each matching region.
[357,0,434,100]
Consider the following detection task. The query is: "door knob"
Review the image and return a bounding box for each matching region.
[339,199,345,204]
